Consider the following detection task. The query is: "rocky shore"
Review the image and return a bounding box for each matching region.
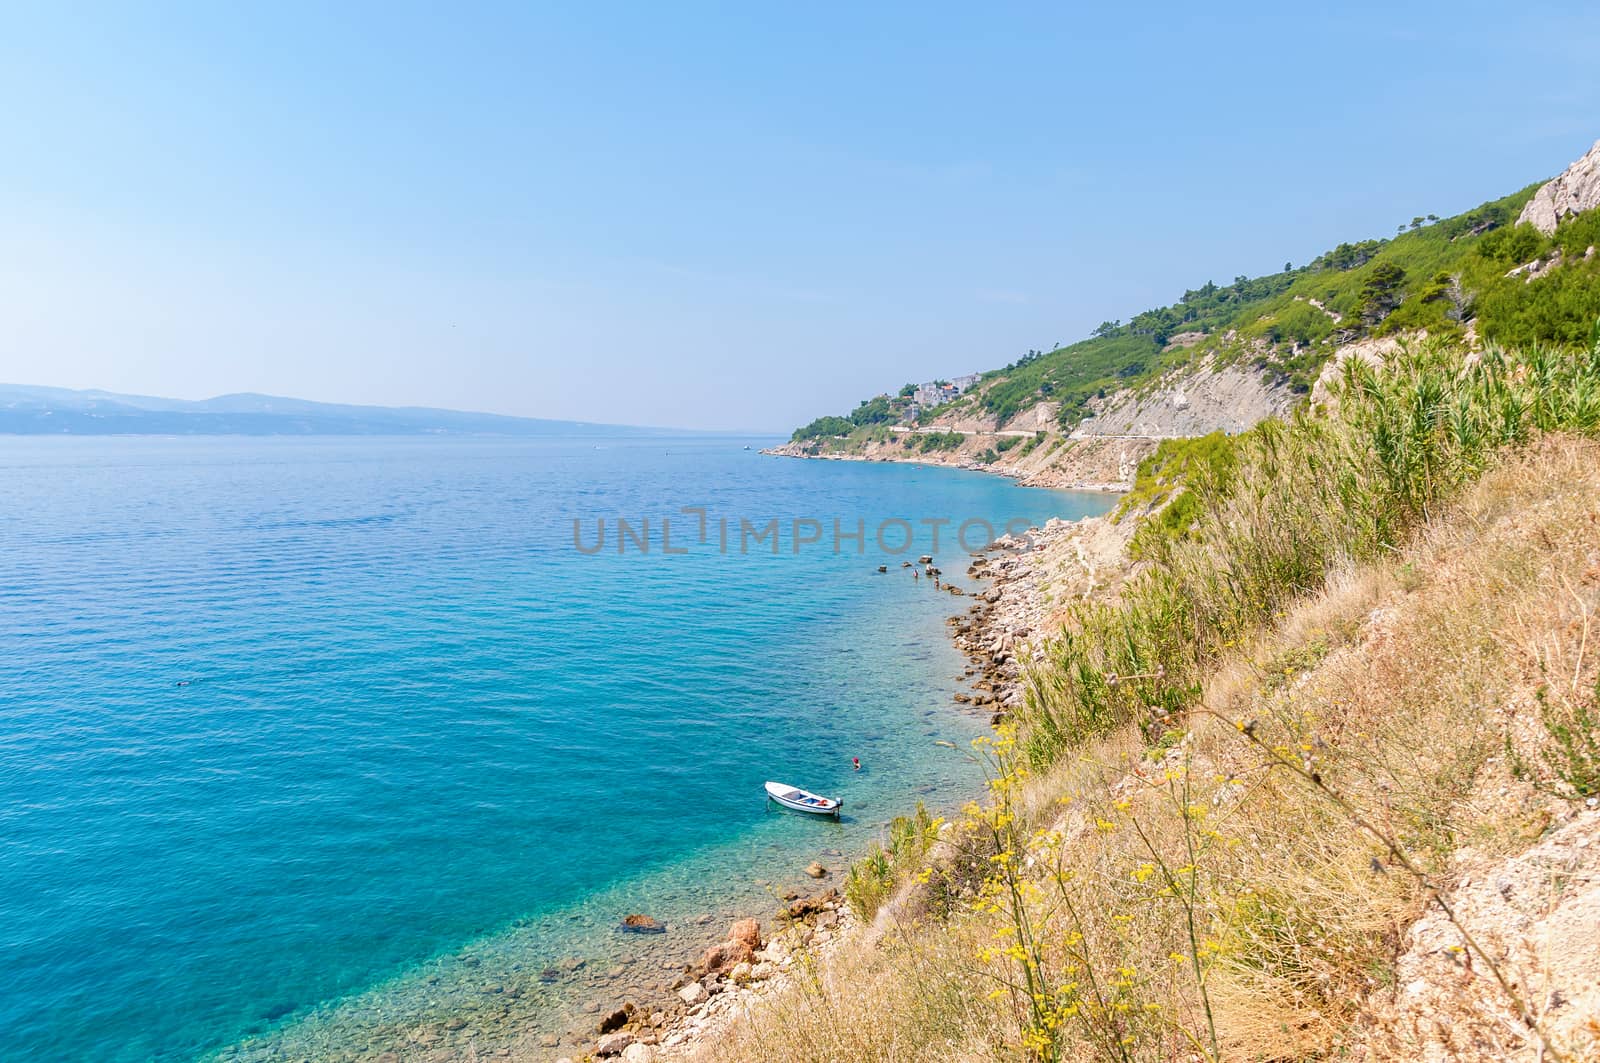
[551,890,853,1062]
[947,513,1136,724]
[760,440,1135,493]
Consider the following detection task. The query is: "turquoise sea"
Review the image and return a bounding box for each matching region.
[0,436,1114,1061]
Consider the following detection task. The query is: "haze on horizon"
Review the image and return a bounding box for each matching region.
[3,2,1598,432]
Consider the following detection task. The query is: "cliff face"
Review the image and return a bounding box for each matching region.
[766,353,1294,490]
[1517,139,1600,234]
[1068,357,1293,439]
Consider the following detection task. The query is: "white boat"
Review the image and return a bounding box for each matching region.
[764,781,842,816]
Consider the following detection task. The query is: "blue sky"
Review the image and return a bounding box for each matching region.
[2,2,1598,431]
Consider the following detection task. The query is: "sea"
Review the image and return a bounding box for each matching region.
[0,435,1115,1061]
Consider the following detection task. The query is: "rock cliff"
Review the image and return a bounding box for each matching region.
[1517,139,1600,234]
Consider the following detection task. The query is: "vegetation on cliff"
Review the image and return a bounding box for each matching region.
[790,166,1600,444]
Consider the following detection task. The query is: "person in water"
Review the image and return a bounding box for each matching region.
[852,757,861,771]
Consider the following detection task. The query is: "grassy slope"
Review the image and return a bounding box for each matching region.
[793,174,1600,445]
[701,335,1600,1062]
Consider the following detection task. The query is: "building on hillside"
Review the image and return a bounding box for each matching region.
[911,373,980,409]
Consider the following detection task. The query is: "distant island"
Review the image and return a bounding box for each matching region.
[0,384,685,437]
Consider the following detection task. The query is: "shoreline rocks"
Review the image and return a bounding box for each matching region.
[952,514,1136,725]
[567,889,854,1060]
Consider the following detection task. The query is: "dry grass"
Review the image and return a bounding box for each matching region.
[685,436,1600,1063]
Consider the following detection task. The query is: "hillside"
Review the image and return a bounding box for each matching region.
[771,141,1600,490]
[671,331,1600,1063]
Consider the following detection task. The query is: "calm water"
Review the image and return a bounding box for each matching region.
[0,436,1114,1061]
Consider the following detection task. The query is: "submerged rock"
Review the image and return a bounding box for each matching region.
[619,913,666,934]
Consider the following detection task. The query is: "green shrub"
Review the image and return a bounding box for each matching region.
[791,415,853,441]
[916,431,965,453]
[844,803,943,918]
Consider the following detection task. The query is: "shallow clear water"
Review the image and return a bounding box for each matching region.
[0,436,1114,1061]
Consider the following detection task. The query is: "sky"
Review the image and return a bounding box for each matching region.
[2,2,1599,431]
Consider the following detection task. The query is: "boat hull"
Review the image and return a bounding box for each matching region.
[764,780,841,816]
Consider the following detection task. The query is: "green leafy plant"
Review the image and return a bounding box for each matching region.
[1511,681,1600,800]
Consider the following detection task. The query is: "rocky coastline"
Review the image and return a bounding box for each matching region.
[948,513,1136,725]
[558,890,854,1063]
[760,441,1134,493]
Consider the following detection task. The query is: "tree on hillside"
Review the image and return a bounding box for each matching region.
[1360,263,1407,325]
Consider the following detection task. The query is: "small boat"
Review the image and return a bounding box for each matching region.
[764,781,842,816]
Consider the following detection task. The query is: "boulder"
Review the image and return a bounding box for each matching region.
[597,1005,632,1034]
[700,939,754,973]
[621,1044,656,1063]
[595,1030,635,1056]
[805,861,828,879]
[728,918,762,951]
[678,981,708,1006]
[731,961,753,982]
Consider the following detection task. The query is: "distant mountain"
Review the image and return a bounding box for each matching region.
[0,384,682,436]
